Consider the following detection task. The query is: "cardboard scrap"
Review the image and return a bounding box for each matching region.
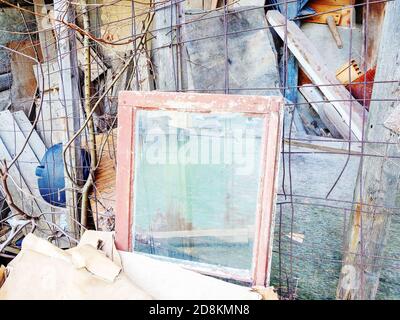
[78,230,122,267]
[0,231,273,300]
[0,233,151,300]
[68,244,121,282]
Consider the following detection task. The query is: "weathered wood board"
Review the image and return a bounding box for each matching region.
[151,1,182,91]
[0,111,50,216]
[183,8,280,96]
[6,40,43,116]
[89,129,117,231]
[337,0,400,300]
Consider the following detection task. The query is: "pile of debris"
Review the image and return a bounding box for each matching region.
[0,0,397,300]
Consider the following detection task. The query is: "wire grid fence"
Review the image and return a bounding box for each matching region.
[0,0,399,300]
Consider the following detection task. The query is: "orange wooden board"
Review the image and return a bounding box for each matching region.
[7,40,43,115]
[303,1,355,27]
[89,129,118,231]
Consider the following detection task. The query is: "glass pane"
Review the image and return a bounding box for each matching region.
[133,110,264,271]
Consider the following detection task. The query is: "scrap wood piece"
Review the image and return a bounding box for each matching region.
[303,0,355,27]
[361,1,386,70]
[183,8,281,96]
[33,0,57,62]
[0,111,59,236]
[336,59,363,85]
[299,85,343,138]
[35,7,107,83]
[336,0,400,299]
[384,103,400,135]
[6,40,43,116]
[32,62,59,93]
[12,111,47,161]
[267,10,366,140]
[0,139,40,215]
[89,129,117,231]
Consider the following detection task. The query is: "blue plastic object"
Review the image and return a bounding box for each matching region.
[35,143,90,207]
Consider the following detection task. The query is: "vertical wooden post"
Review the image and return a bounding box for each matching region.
[337,0,400,300]
[361,0,386,70]
[53,0,83,239]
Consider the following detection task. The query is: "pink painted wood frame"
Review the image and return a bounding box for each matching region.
[116,91,283,286]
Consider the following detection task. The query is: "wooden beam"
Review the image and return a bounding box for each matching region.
[336,1,399,300]
[361,1,386,70]
[267,10,366,141]
[53,0,83,239]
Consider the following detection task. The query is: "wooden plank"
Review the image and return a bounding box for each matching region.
[299,85,343,138]
[89,129,117,231]
[6,40,42,116]
[267,10,366,140]
[119,91,283,114]
[303,1,355,27]
[152,1,180,91]
[361,1,386,70]
[337,1,399,300]
[0,138,41,215]
[284,133,362,154]
[12,111,47,161]
[32,62,59,93]
[54,0,84,239]
[336,59,363,85]
[0,111,45,203]
[183,8,281,96]
[33,0,57,62]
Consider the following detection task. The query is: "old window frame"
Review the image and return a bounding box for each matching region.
[115,91,283,286]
